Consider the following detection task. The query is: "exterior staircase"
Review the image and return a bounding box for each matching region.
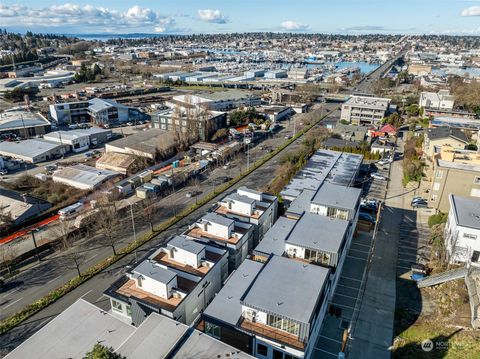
[417,267,468,288]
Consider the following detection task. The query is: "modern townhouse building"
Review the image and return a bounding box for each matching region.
[340,95,392,125]
[424,126,469,159]
[214,187,278,245]
[104,235,228,326]
[203,255,331,359]
[419,90,455,111]
[444,194,480,265]
[185,212,254,272]
[428,146,480,212]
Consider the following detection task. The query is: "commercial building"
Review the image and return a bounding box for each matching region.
[419,90,455,111]
[214,187,278,244]
[0,70,75,95]
[105,129,177,160]
[288,68,308,80]
[52,164,120,190]
[49,98,146,126]
[428,147,480,212]
[0,139,65,163]
[280,149,363,202]
[104,235,228,326]
[151,108,227,142]
[0,110,51,138]
[203,256,331,359]
[445,195,480,265]
[424,126,469,159]
[257,106,292,122]
[0,189,51,225]
[96,152,137,175]
[5,299,254,359]
[170,91,261,112]
[185,212,254,272]
[340,95,392,125]
[264,70,288,79]
[43,128,112,153]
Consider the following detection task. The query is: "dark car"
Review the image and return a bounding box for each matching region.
[412,200,428,209]
[360,204,377,214]
[359,212,376,224]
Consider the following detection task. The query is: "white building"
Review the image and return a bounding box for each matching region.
[340,95,392,125]
[52,164,120,190]
[43,131,90,153]
[169,91,261,112]
[445,194,480,265]
[419,90,455,111]
[214,186,278,244]
[105,235,228,326]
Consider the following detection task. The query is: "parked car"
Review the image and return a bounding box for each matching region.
[370,173,388,181]
[284,134,292,140]
[186,191,201,198]
[0,169,8,175]
[360,204,377,214]
[412,201,428,209]
[411,263,427,281]
[377,159,390,166]
[222,162,231,170]
[359,212,376,224]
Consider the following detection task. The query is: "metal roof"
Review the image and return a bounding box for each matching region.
[0,139,62,159]
[450,194,480,230]
[287,213,349,255]
[4,299,134,359]
[0,111,50,131]
[225,193,256,205]
[203,259,263,326]
[202,212,235,227]
[241,255,330,324]
[52,164,119,188]
[133,260,177,284]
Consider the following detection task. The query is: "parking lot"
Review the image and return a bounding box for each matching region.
[311,160,390,358]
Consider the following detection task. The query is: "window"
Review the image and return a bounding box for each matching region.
[257,344,268,356]
[205,322,221,339]
[267,314,300,336]
[273,349,284,359]
[475,177,480,185]
[126,305,131,316]
[284,355,297,359]
[137,276,143,288]
[463,233,477,240]
[433,182,440,191]
[435,170,443,179]
[112,299,123,313]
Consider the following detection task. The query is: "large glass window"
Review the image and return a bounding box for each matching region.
[257,343,268,356]
[112,299,123,313]
[267,314,300,336]
[205,322,221,339]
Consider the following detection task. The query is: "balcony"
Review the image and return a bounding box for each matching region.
[239,317,305,351]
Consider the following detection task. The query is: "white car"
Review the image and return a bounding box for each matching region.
[377,160,389,166]
[371,173,388,181]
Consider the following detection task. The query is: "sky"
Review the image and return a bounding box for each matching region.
[0,0,479,35]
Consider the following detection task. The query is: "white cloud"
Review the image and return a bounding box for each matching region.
[461,6,480,16]
[281,20,309,31]
[197,9,227,24]
[0,3,179,32]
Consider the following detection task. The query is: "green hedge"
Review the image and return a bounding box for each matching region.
[0,106,338,335]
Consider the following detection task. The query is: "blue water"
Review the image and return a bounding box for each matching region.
[432,67,480,78]
[328,61,380,74]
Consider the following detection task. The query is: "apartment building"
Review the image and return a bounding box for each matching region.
[49,98,146,125]
[340,95,392,125]
[5,298,254,359]
[214,186,278,245]
[104,235,228,326]
[150,108,227,141]
[444,194,480,265]
[203,256,331,359]
[419,90,455,111]
[169,91,261,112]
[428,147,480,212]
[185,212,254,271]
[424,126,469,159]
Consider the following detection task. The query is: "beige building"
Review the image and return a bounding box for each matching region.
[340,95,391,125]
[428,146,480,212]
[424,126,469,159]
[408,63,432,76]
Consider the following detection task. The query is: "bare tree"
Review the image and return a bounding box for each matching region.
[94,197,122,256]
[0,243,17,276]
[51,219,83,277]
[139,197,156,232]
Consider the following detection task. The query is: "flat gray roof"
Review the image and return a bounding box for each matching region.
[203,259,263,326]
[285,189,315,217]
[198,90,258,102]
[253,217,297,257]
[5,299,134,359]
[225,193,256,205]
[312,182,361,211]
[281,150,362,200]
[450,194,480,230]
[0,111,50,131]
[175,330,254,359]
[202,212,235,227]
[168,235,205,254]
[241,255,330,324]
[287,213,349,255]
[0,139,62,159]
[133,260,177,284]
[117,313,188,359]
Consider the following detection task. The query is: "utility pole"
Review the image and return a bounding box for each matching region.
[129,202,138,263]
[31,230,41,262]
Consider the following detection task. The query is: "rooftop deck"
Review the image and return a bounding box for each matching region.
[239,317,305,351]
[215,205,262,219]
[187,226,246,245]
[152,250,222,277]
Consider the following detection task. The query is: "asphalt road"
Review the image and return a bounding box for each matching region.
[0,103,338,356]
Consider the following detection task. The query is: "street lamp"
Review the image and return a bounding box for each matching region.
[31,229,41,263]
[127,201,138,263]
